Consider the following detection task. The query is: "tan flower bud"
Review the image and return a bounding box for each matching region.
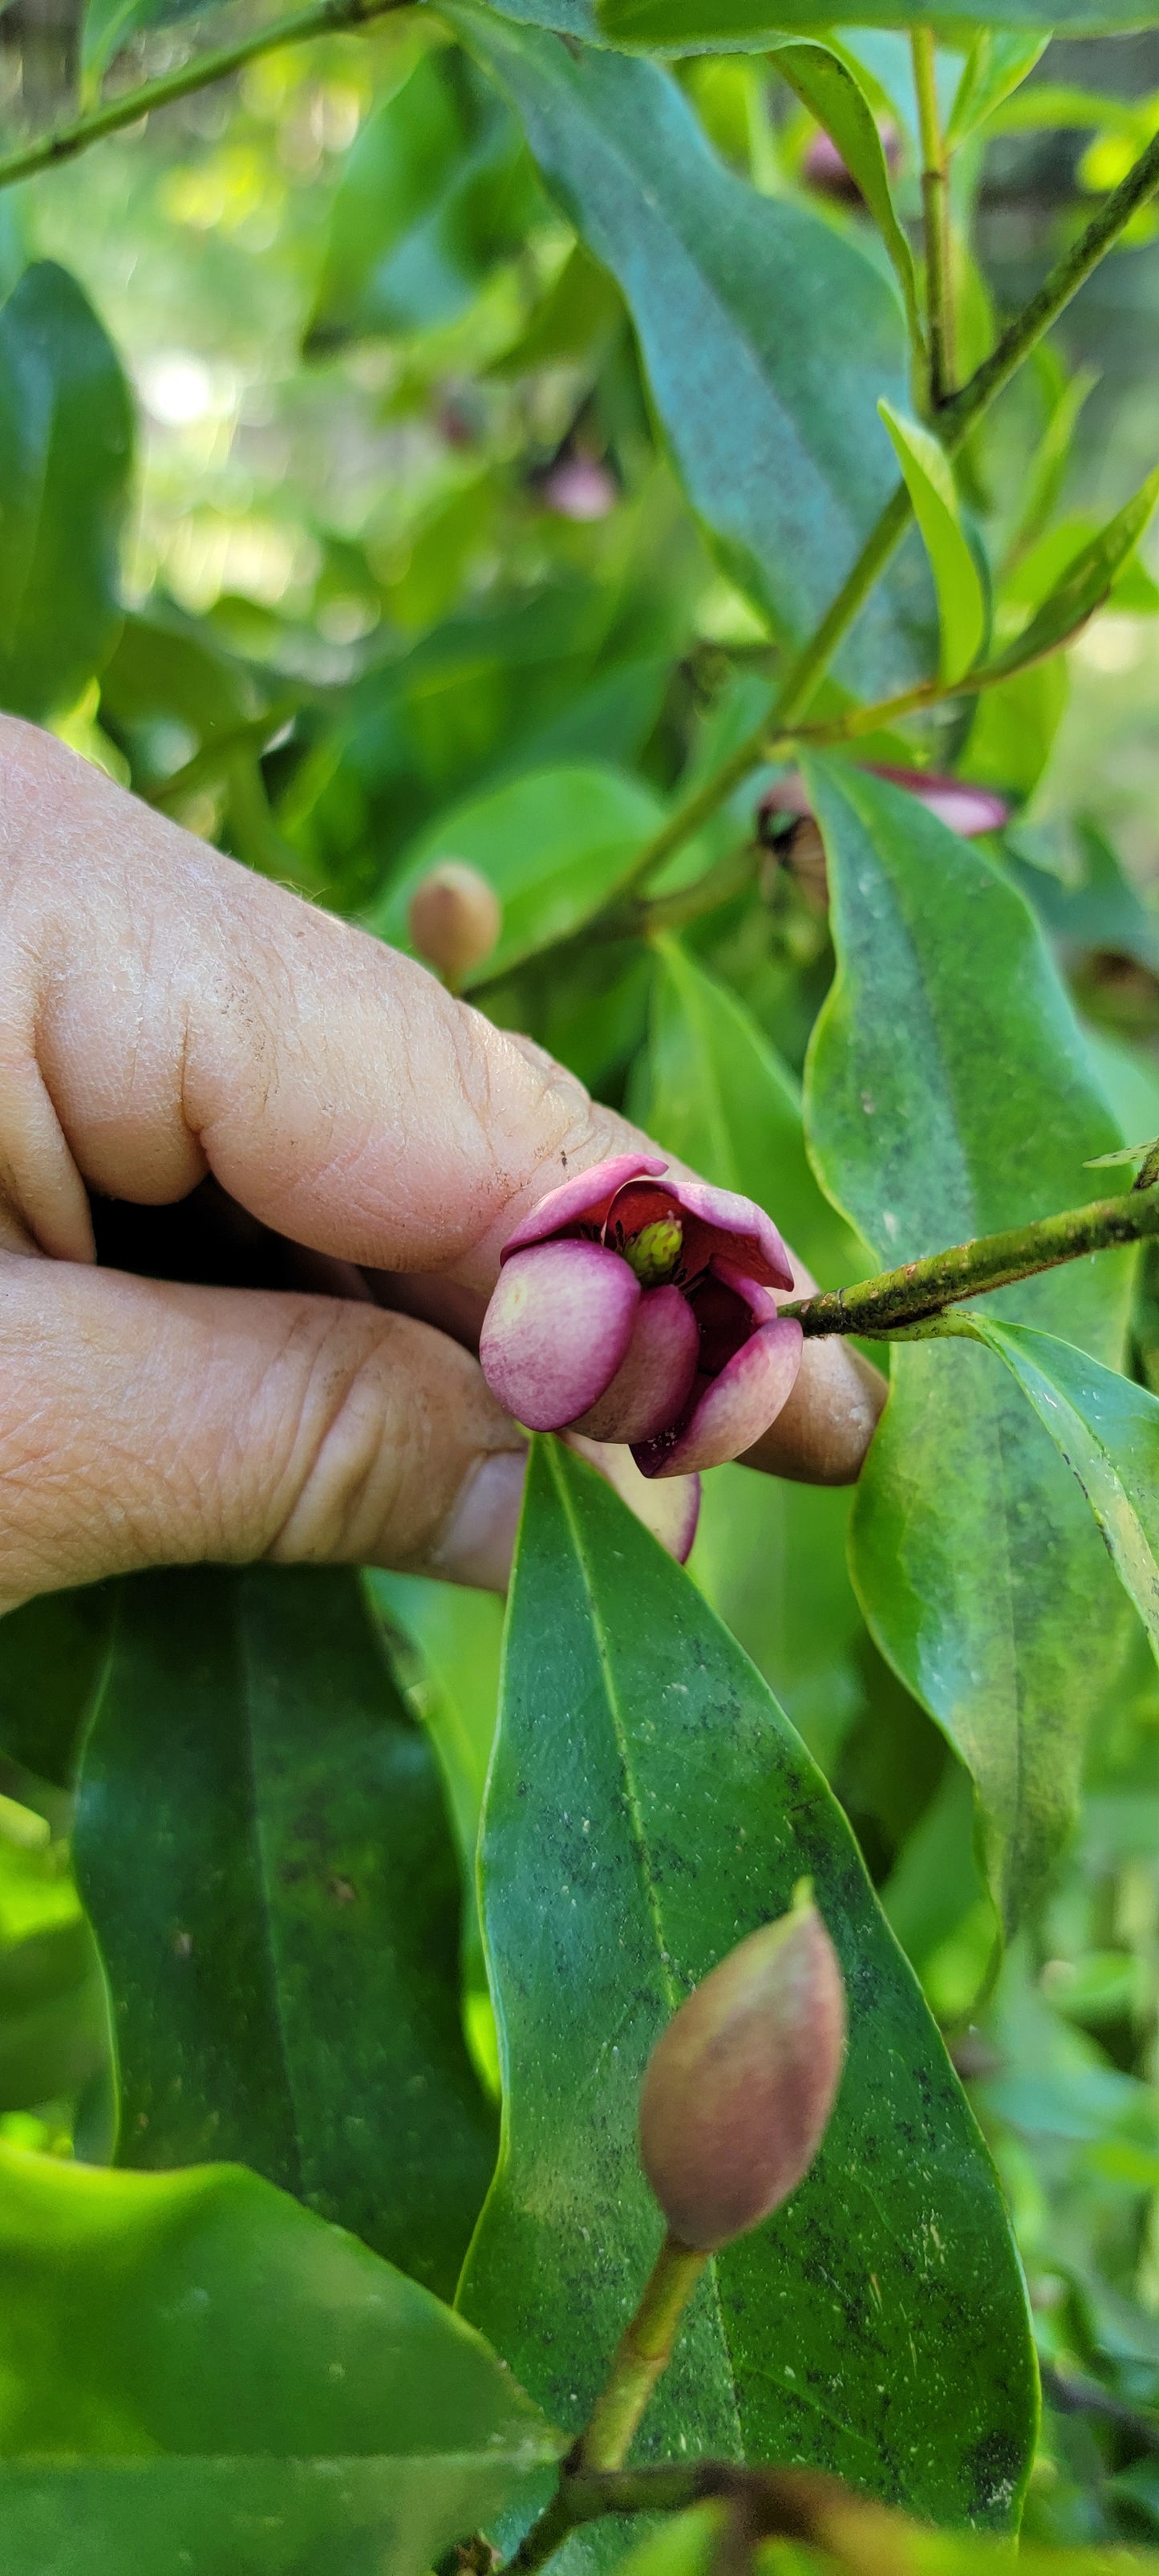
[408,862,501,986]
[638,1893,845,2252]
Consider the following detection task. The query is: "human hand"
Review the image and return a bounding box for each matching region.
[0,718,884,1611]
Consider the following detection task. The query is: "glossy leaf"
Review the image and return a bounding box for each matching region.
[878,402,987,685]
[958,1319,1159,1661]
[0,1585,115,1787]
[804,756,1134,1929]
[944,34,1050,150]
[631,935,864,1291]
[451,3,937,704]
[73,1567,495,2298]
[0,1819,108,2115]
[0,262,133,723]
[306,48,538,351]
[369,763,664,984]
[460,1441,1036,2525]
[0,2143,559,2574]
[770,42,924,356]
[979,464,1159,683]
[595,0,1159,46]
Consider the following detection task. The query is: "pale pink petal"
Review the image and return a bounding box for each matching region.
[572,1284,699,1443]
[633,1317,804,1479]
[480,1240,639,1431]
[870,769,1010,838]
[565,1434,702,1564]
[501,1154,667,1261]
[674,1182,794,1293]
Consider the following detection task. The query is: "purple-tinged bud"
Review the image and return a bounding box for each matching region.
[638,1895,845,2253]
[409,862,501,987]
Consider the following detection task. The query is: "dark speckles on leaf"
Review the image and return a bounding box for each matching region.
[460,1441,1035,2517]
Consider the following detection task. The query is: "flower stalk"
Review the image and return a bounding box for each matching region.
[577,2235,709,2475]
[783,1183,1159,1341]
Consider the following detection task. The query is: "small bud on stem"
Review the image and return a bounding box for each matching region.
[408,860,501,988]
[559,1897,847,2497]
[639,1892,846,2253]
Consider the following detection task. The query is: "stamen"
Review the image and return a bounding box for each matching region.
[621,1215,684,1288]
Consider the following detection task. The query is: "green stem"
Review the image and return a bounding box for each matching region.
[507,2460,910,2576]
[912,27,954,408]
[938,118,1159,440]
[782,1183,1159,1340]
[619,114,1159,895]
[611,735,790,903]
[0,0,409,191]
[505,2241,707,2576]
[578,2235,707,2472]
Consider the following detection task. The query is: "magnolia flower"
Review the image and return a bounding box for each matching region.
[479,1154,803,1479]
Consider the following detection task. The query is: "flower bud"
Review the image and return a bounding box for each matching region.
[408,862,501,987]
[638,1894,845,2253]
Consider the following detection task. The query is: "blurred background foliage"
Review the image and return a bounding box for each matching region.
[2,0,1159,2549]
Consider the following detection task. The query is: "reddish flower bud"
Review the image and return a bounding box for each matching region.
[638,1895,846,2252]
[479,1155,802,1479]
[408,862,501,986]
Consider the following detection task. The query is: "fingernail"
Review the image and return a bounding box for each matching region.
[433,1448,528,1592]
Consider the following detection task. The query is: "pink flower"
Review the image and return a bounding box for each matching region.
[479,1154,803,1480]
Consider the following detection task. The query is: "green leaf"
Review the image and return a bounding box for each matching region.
[954,1319,1159,1665]
[460,1442,1036,2525]
[450,6,937,704]
[0,262,133,724]
[368,764,665,984]
[0,2142,559,2575]
[0,1909,107,2116]
[594,0,1159,47]
[0,1823,108,2116]
[0,1586,115,1787]
[958,655,1068,801]
[803,756,1135,1929]
[630,935,865,1292]
[72,1568,495,2298]
[1003,820,1159,976]
[979,464,1159,683]
[306,48,537,352]
[769,42,924,356]
[944,34,1050,150]
[877,402,987,685]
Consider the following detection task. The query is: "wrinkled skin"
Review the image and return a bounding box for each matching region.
[0,718,885,1611]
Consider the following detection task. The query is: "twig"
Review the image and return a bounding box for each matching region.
[507,2460,914,2576]
[782,1183,1159,1340]
[0,0,410,192]
[911,28,954,408]
[613,116,1159,895]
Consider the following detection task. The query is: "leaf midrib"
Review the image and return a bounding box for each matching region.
[547,1443,745,2460]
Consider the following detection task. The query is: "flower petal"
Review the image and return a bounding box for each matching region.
[673,1181,794,1293]
[572,1284,699,1443]
[501,1154,667,1260]
[480,1240,639,1431]
[633,1316,804,1479]
[870,768,1010,838]
[565,1434,701,1564]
